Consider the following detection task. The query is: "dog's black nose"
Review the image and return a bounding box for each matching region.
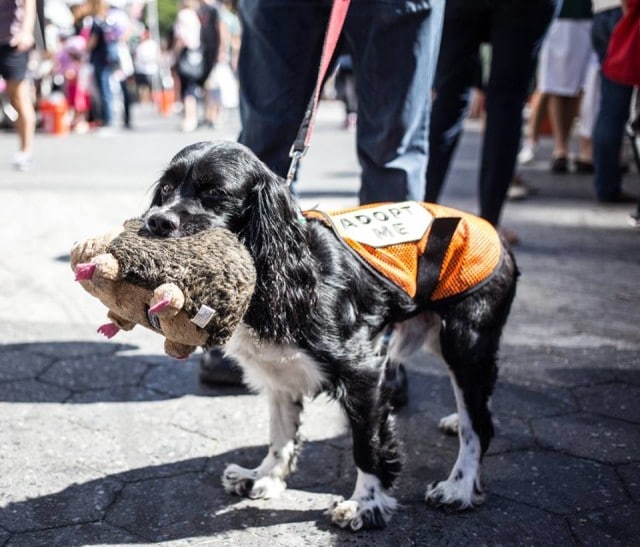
[146,212,179,236]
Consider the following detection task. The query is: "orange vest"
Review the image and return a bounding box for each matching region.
[303,202,502,301]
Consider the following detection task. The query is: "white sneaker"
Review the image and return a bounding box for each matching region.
[517,143,535,165]
[181,118,198,133]
[12,151,32,171]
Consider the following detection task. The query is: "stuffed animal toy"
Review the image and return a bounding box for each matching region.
[70,219,256,359]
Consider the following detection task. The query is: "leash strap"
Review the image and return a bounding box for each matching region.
[415,218,461,301]
[286,0,351,185]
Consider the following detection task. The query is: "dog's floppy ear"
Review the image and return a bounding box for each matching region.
[240,165,318,343]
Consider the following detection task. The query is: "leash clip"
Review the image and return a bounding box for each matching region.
[286,145,307,187]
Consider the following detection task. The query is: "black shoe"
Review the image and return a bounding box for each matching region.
[199,348,244,386]
[574,159,594,174]
[384,362,409,409]
[551,156,569,174]
[598,191,637,204]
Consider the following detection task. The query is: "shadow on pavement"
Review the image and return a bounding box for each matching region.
[0,341,249,403]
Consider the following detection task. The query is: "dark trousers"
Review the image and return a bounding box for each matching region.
[591,7,634,201]
[425,0,558,226]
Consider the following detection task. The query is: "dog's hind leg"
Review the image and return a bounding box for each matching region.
[425,365,491,509]
[424,293,513,509]
[327,357,402,531]
[223,390,302,499]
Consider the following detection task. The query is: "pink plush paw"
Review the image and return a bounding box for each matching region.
[97,323,120,339]
[149,296,171,315]
[75,262,97,281]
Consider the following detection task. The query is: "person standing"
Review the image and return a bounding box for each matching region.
[199,0,446,385]
[425,0,559,245]
[537,0,594,174]
[0,0,36,170]
[87,0,119,133]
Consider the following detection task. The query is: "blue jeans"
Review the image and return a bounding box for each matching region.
[425,0,558,225]
[237,0,445,204]
[93,61,114,126]
[591,8,634,201]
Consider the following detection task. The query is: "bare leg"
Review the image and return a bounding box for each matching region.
[7,79,35,155]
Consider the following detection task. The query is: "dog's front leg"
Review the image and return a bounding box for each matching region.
[223,390,302,499]
[327,365,402,531]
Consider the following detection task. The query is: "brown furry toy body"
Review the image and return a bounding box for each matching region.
[70,219,256,359]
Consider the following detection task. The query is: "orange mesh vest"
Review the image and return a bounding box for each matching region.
[303,202,502,301]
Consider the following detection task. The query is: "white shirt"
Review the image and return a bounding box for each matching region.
[173,8,201,50]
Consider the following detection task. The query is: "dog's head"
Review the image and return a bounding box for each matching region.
[143,140,318,343]
[144,140,284,237]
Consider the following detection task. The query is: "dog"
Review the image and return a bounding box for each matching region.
[142,140,519,531]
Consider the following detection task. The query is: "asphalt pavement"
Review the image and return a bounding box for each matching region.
[0,100,638,546]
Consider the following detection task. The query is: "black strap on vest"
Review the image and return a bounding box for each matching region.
[415,217,461,302]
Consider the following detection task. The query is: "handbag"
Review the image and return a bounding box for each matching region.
[602,0,640,86]
[177,47,205,81]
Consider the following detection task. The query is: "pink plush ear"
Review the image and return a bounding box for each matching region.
[97,323,120,339]
[149,296,172,315]
[75,262,97,281]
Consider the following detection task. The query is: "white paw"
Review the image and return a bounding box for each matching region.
[425,477,485,509]
[222,464,285,499]
[248,475,286,499]
[438,412,459,435]
[222,464,257,496]
[326,493,396,531]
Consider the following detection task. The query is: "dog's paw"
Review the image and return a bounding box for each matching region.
[438,412,459,435]
[425,477,485,510]
[325,493,397,531]
[222,464,285,499]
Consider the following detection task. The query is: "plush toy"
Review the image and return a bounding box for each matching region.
[70,219,256,359]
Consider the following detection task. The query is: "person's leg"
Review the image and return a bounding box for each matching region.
[591,8,634,201]
[518,89,548,164]
[181,92,198,132]
[7,78,35,158]
[346,0,445,203]
[2,45,35,168]
[479,0,557,226]
[94,63,113,127]
[575,52,600,170]
[548,94,579,170]
[424,1,485,203]
[592,75,633,200]
[202,0,328,386]
[120,78,131,128]
[237,0,328,179]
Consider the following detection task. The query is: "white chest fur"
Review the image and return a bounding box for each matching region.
[225,324,326,397]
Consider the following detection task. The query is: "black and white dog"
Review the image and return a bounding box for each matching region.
[142,141,519,531]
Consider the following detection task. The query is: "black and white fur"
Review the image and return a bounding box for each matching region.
[142,141,519,531]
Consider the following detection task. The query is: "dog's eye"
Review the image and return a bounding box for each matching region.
[201,187,218,199]
[160,183,174,196]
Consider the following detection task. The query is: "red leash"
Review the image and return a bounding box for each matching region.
[286,0,351,186]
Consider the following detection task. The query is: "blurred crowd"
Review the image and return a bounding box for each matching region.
[0,0,240,137]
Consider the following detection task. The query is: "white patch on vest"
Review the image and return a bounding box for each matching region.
[190,304,216,328]
[330,201,433,248]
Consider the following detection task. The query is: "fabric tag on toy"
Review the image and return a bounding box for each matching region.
[191,305,216,328]
[331,201,433,248]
